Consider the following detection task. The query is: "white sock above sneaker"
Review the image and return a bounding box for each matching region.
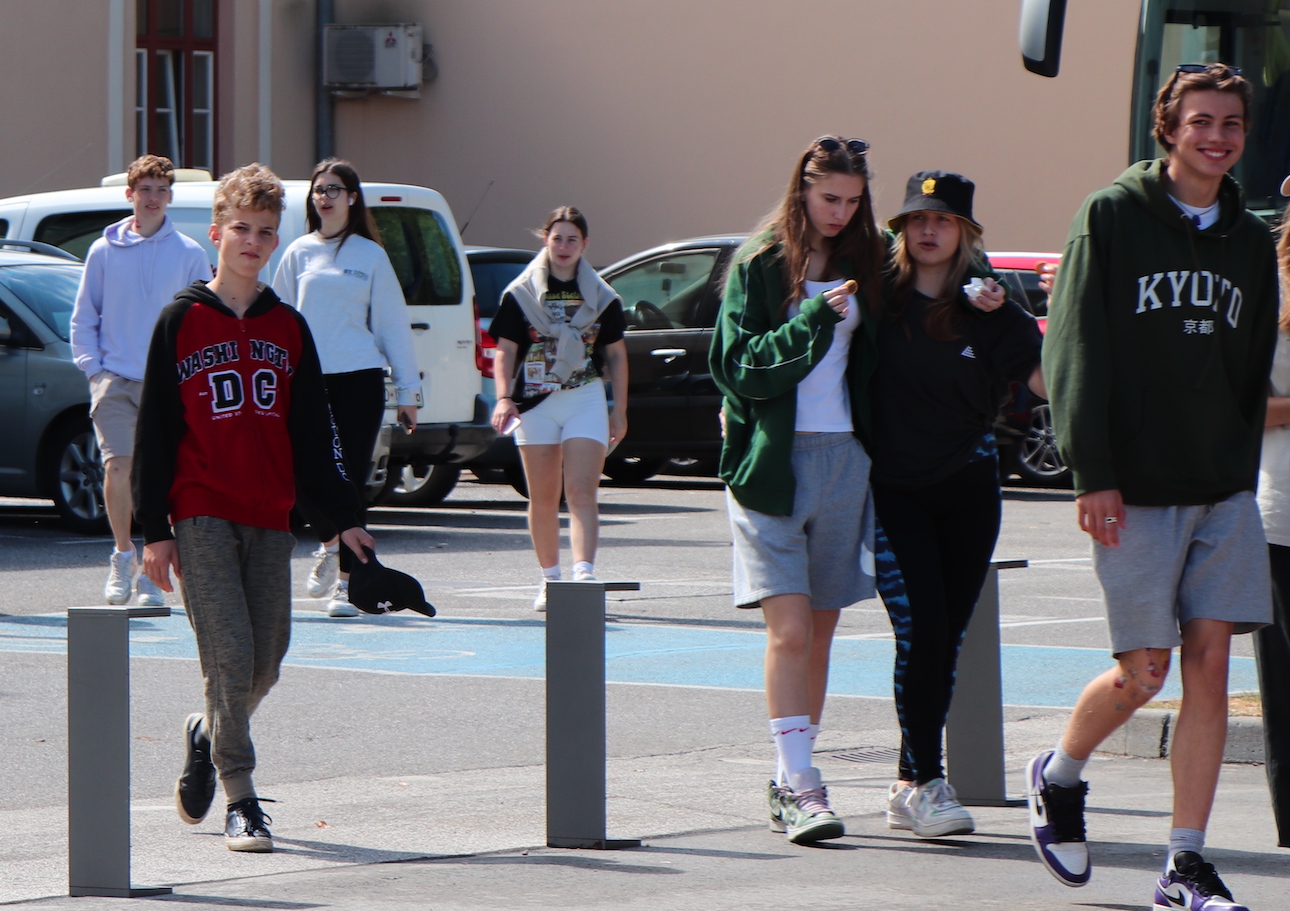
[572,561,595,579]
[541,564,561,581]
[770,715,813,786]
[1043,742,1088,788]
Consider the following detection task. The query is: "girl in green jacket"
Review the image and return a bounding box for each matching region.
[708,135,885,844]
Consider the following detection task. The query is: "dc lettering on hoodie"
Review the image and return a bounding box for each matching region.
[176,337,295,416]
[1135,269,1244,329]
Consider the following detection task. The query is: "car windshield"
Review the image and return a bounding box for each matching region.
[0,263,82,340]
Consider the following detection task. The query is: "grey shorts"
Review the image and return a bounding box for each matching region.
[1094,490,1272,654]
[726,432,876,611]
[88,370,143,461]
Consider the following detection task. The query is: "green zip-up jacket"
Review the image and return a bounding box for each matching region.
[1042,159,1278,505]
[708,238,878,515]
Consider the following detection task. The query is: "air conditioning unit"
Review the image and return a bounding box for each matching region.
[324,24,423,90]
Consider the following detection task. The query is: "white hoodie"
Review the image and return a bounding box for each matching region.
[70,215,211,381]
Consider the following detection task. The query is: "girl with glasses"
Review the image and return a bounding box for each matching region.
[873,172,1043,838]
[709,135,886,844]
[488,208,628,610]
[272,159,421,618]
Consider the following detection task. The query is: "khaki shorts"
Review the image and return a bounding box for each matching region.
[89,371,143,461]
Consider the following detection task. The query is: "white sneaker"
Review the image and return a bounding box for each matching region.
[886,782,914,830]
[307,545,339,598]
[533,581,547,613]
[904,778,975,838]
[572,569,597,582]
[105,549,135,605]
[135,571,165,607]
[326,581,359,618]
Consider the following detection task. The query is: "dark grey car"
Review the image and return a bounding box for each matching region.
[0,241,106,533]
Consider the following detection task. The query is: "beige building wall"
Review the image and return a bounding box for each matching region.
[329,0,1140,261]
[0,0,1138,260]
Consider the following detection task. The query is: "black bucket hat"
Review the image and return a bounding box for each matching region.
[347,547,436,617]
[888,170,980,230]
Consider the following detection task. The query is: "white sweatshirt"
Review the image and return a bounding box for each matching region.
[272,232,421,405]
[69,215,212,381]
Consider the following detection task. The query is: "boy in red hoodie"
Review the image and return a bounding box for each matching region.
[134,163,374,853]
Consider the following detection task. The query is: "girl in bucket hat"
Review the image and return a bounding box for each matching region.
[874,171,1045,838]
[709,135,886,845]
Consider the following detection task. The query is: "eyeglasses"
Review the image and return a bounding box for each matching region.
[1175,63,1243,77]
[814,136,870,157]
[311,184,347,199]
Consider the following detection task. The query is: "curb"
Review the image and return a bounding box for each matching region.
[1100,709,1266,763]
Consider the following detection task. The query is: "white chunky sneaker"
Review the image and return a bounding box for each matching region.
[326,580,359,618]
[135,571,166,607]
[904,778,975,838]
[105,549,135,605]
[886,782,915,830]
[533,581,548,612]
[307,545,339,598]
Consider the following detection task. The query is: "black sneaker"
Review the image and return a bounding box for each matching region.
[225,797,274,852]
[175,713,216,824]
[1152,851,1249,910]
[1027,750,1091,887]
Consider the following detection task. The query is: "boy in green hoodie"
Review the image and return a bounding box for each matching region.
[1028,64,1276,911]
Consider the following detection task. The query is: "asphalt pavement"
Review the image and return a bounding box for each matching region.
[1,476,1284,909]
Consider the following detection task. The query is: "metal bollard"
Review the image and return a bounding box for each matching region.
[945,559,1028,808]
[68,605,172,898]
[545,580,642,849]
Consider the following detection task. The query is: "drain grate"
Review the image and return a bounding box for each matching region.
[823,746,902,764]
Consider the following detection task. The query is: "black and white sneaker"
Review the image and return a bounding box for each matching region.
[175,713,216,824]
[1027,750,1091,887]
[225,797,274,852]
[1152,851,1249,911]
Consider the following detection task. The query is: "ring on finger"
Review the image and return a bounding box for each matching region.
[1105,516,1119,525]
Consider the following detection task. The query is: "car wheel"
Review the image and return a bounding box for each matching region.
[379,463,461,506]
[602,456,663,483]
[50,417,109,535]
[1015,403,1070,487]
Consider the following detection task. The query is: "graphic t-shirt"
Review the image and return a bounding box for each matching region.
[488,276,626,411]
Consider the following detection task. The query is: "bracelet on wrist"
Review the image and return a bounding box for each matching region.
[498,396,513,402]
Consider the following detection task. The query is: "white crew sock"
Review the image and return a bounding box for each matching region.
[1168,828,1205,871]
[573,561,594,578]
[541,564,561,581]
[323,540,340,554]
[770,715,813,786]
[1043,742,1088,788]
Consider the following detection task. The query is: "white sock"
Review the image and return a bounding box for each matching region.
[573,561,594,578]
[114,546,136,558]
[1043,742,1088,788]
[770,715,813,786]
[324,540,340,554]
[541,564,561,581]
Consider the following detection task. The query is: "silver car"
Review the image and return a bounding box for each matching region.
[0,241,106,533]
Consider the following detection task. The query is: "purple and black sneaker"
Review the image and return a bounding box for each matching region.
[1152,851,1249,911]
[1026,750,1090,887]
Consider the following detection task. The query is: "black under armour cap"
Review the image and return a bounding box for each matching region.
[347,547,436,617]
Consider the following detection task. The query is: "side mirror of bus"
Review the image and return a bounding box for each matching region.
[1020,0,1067,78]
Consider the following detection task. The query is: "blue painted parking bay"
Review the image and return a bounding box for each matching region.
[0,611,1258,708]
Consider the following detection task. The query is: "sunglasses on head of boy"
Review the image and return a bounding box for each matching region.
[814,136,870,158]
[311,184,348,199]
[1174,63,1243,77]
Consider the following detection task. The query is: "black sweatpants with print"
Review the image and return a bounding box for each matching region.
[1259,543,1290,847]
[296,368,385,574]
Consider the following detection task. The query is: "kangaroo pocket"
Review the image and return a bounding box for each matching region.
[1116,387,1253,496]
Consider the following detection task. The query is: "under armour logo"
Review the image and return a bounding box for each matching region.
[960,346,976,359]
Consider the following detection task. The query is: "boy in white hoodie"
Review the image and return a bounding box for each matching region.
[70,154,211,605]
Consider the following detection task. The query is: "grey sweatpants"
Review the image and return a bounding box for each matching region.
[175,516,295,782]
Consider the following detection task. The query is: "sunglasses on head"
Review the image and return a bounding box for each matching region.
[1175,63,1243,76]
[814,136,870,158]
[311,184,347,199]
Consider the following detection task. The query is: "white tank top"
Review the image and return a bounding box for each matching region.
[792,278,859,432]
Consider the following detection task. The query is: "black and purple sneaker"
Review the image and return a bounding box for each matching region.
[1026,750,1090,887]
[1152,851,1249,911]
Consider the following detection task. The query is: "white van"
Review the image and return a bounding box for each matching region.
[0,175,497,496]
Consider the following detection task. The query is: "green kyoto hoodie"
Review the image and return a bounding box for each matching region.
[1042,159,1278,505]
[708,237,878,516]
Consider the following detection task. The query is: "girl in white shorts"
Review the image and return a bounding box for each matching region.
[489,207,628,611]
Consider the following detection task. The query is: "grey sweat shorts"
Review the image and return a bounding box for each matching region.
[1093,490,1272,654]
[726,432,876,611]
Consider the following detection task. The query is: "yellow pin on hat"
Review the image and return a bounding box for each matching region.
[922,177,937,195]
